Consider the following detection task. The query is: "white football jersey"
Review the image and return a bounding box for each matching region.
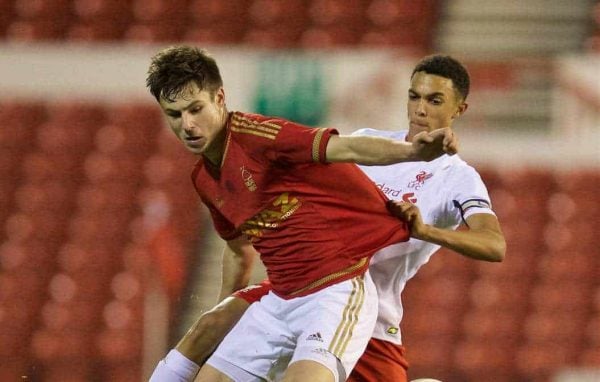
[354,128,496,344]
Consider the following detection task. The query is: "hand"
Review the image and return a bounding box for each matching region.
[387,200,429,240]
[412,128,458,161]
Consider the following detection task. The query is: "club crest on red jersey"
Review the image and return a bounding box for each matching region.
[240,165,257,192]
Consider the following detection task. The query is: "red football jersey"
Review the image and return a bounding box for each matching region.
[192,111,409,298]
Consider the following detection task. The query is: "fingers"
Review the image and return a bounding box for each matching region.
[413,131,434,143]
[443,129,459,155]
[387,200,418,222]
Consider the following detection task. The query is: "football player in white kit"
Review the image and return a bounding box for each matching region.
[150,55,505,382]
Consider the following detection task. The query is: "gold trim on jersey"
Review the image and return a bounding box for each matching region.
[312,128,327,162]
[329,275,366,358]
[288,256,368,297]
[220,131,232,169]
[231,113,282,140]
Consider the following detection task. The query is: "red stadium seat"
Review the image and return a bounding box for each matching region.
[308,0,366,27]
[83,151,143,185]
[185,25,246,45]
[96,327,142,362]
[0,359,28,382]
[93,123,155,157]
[56,243,120,276]
[101,364,142,382]
[529,280,592,313]
[40,300,103,332]
[244,26,302,48]
[516,342,577,377]
[31,329,95,363]
[188,0,249,23]
[580,347,600,366]
[106,102,162,128]
[468,277,530,313]
[461,310,522,343]
[248,0,307,28]
[14,182,74,214]
[5,19,67,41]
[13,0,72,20]
[124,22,186,43]
[35,122,95,156]
[110,272,143,302]
[360,27,429,52]
[4,211,68,245]
[403,275,471,312]
[411,247,476,280]
[21,152,81,184]
[0,101,46,149]
[475,249,536,281]
[72,0,132,24]
[131,0,188,22]
[47,272,112,304]
[46,101,107,127]
[0,240,55,272]
[454,339,515,377]
[523,311,586,344]
[66,21,127,41]
[300,25,362,48]
[403,306,462,337]
[402,337,454,372]
[536,249,597,281]
[366,0,434,27]
[75,183,137,214]
[585,314,600,346]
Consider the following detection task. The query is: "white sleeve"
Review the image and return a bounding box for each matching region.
[446,164,495,224]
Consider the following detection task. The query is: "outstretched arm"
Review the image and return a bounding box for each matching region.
[219,236,258,301]
[325,128,458,165]
[387,201,505,262]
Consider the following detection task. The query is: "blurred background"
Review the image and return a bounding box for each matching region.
[0,0,599,381]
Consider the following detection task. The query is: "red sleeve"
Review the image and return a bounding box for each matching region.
[268,121,338,164]
[232,112,337,164]
[232,279,272,304]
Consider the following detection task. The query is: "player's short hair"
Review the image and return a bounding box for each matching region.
[411,54,470,101]
[146,45,223,102]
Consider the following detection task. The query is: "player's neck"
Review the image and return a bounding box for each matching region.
[202,110,230,167]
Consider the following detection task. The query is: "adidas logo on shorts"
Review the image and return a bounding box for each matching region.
[306,332,323,342]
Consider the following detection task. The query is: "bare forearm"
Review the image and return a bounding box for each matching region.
[219,239,256,301]
[417,225,505,262]
[219,252,252,301]
[326,135,417,165]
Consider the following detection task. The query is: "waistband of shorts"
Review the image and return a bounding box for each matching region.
[282,256,370,299]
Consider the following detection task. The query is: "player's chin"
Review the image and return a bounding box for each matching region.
[184,145,205,155]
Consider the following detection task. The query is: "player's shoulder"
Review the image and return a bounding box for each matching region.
[229,111,286,141]
[441,155,487,187]
[352,128,407,140]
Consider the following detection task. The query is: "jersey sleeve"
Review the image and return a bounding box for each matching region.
[232,279,272,304]
[230,112,338,164]
[267,119,338,164]
[446,165,495,223]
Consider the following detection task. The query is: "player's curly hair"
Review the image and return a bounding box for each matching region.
[411,54,470,101]
[146,45,223,102]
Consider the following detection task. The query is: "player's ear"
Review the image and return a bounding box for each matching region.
[215,87,225,106]
[453,102,468,119]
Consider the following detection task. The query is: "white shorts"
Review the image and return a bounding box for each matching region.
[206,272,378,382]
